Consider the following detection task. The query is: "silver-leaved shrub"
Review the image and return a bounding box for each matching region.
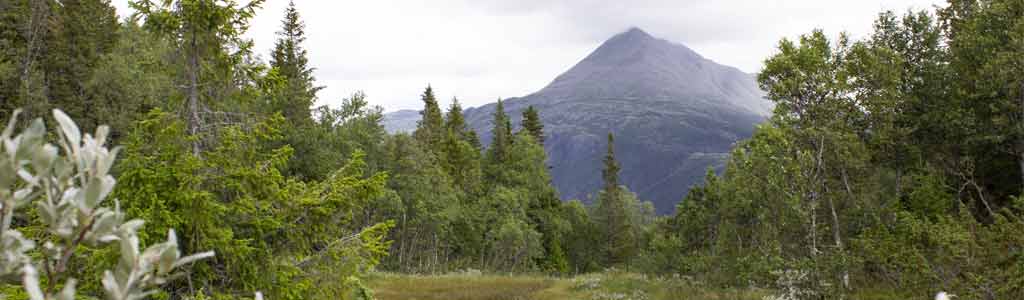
[0,109,213,300]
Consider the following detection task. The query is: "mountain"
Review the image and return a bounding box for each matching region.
[523,28,770,116]
[382,109,420,134]
[385,27,769,214]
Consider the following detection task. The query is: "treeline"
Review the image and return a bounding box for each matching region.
[644,2,1024,299]
[373,91,657,275]
[0,0,657,299]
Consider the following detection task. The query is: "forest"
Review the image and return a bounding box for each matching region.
[1,0,1023,299]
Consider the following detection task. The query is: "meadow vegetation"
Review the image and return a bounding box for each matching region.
[366,271,769,300]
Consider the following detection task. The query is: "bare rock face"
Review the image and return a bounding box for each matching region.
[386,27,769,214]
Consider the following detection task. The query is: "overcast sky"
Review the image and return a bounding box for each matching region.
[110,0,945,112]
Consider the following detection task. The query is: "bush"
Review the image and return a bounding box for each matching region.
[0,109,211,300]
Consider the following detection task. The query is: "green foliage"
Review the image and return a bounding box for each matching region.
[444,98,473,145]
[440,98,484,196]
[441,129,483,196]
[85,24,179,139]
[113,109,205,249]
[648,5,1024,299]
[412,86,445,150]
[44,0,120,131]
[485,99,512,182]
[592,133,645,268]
[904,168,956,218]
[113,108,395,299]
[520,106,545,146]
[601,133,621,196]
[0,0,145,135]
[131,0,263,74]
[114,110,273,294]
[377,133,459,273]
[0,109,212,300]
[268,0,321,126]
[133,0,267,155]
[370,99,578,275]
[854,208,1024,299]
[561,200,601,273]
[284,92,386,181]
[487,216,543,272]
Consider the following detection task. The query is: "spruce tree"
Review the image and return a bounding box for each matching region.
[0,0,119,129]
[603,133,621,195]
[134,0,265,155]
[595,132,636,266]
[441,97,483,195]
[445,96,480,148]
[270,0,321,125]
[466,129,482,150]
[483,98,514,188]
[47,0,120,130]
[445,97,467,136]
[503,131,568,273]
[521,105,545,146]
[442,97,481,155]
[487,98,512,165]
[505,118,514,144]
[413,85,445,149]
[0,0,55,121]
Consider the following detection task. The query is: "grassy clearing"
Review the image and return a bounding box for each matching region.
[365,271,769,300]
[365,272,555,300]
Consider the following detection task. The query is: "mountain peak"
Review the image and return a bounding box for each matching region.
[600,27,662,50]
[620,27,653,39]
[534,27,769,116]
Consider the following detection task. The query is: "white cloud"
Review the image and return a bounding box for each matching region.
[109,0,945,112]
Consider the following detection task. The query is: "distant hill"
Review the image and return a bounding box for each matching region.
[384,27,769,214]
[382,109,420,134]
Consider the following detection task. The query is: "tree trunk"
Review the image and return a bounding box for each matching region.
[836,168,855,289]
[187,27,201,157]
[432,232,439,274]
[810,198,818,256]
[1018,82,1024,192]
[895,167,903,199]
[397,213,406,269]
[20,0,48,104]
[808,135,826,258]
[410,230,421,271]
[827,187,848,290]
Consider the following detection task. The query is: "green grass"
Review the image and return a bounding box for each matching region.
[365,271,770,300]
[366,273,555,300]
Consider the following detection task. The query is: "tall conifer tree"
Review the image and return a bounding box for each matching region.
[439,98,481,194]
[521,105,545,146]
[445,97,473,142]
[413,85,445,149]
[602,133,621,195]
[48,0,120,130]
[0,0,119,129]
[595,132,635,266]
[134,0,265,155]
[270,0,321,125]
[487,99,512,164]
